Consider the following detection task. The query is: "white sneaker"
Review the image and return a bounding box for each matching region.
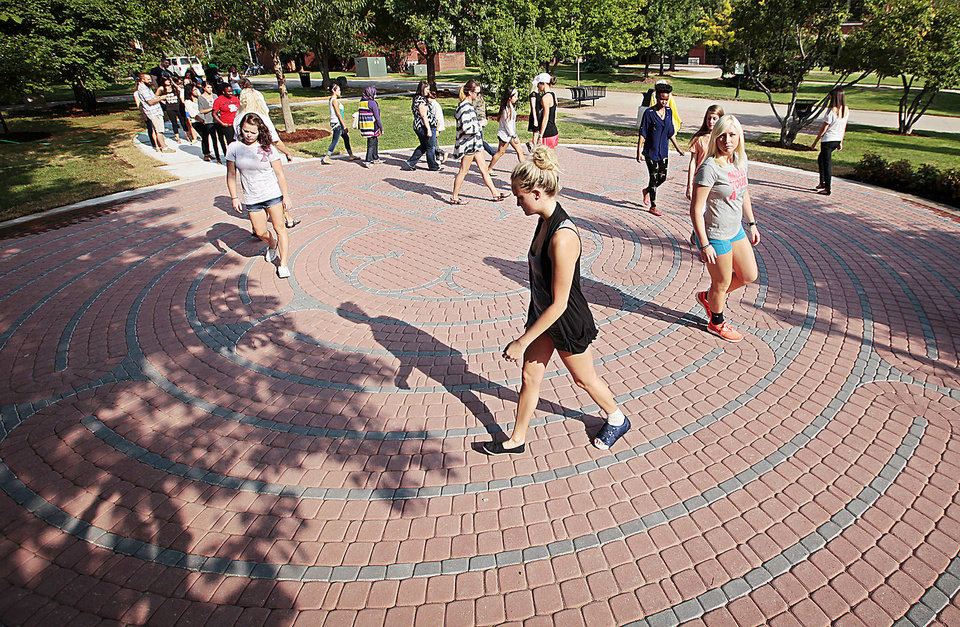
[264,245,278,263]
[276,265,290,279]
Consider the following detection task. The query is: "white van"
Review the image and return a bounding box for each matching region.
[165,56,205,78]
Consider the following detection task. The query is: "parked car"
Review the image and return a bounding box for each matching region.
[165,56,205,78]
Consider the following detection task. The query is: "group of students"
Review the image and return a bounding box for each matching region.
[219,75,850,455]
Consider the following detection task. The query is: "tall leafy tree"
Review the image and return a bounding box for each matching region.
[469,0,550,94]
[637,0,703,76]
[219,0,315,132]
[0,0,148,112]
[293,0,371,89]
[731,0,851,146]
[373,0,461,92]
[848,0,960,134]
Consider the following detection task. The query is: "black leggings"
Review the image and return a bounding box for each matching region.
[644,157,668,207]
[818,141,841,192]
[163,104,188,138]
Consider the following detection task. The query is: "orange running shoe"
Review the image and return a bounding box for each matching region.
[708,321,743,342]
[696,291,712,318]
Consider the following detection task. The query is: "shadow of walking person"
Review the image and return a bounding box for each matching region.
[336,301,505,440]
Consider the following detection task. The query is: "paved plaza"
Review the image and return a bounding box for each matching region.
[1,146,960,625]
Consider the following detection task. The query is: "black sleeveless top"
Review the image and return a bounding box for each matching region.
[526,203,597,354]
[527,91,541,132]
[541,91,558,138]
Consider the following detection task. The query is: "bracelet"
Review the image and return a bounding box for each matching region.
[699,243,711,250]
[746,221,757,226]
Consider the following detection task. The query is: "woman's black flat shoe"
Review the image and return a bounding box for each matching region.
[481,441,525,455]
[285,219,301,228]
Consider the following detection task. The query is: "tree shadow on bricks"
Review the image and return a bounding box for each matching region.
[0,226,307,621]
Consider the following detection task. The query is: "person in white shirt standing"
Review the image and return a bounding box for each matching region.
[810,88,849,196]
[226,113,293,279]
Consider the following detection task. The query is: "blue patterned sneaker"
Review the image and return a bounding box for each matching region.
[593,416,631,450]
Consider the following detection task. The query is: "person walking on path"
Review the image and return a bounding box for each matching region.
[322,83,359,164]
[527,79,542,148]
[228,65,242,96]
[535,73,559,149]
[175,77,199,143]
[482,147,631,455]
[157,76,188,143]
[429,90,447,163]
[358,86,384,164]
[226,112,293,279]
[690,115,760,343]
[197,82,223,163]
[474,87,497,156]
[236,79,295,164]
[686,104,724,200]
[810,88,849,196]
[488,87,525,170]
[637,81,685,216]
[450,79,507,205]
[183,84,204,151]
[404,80,441,171]
[232,110,301,228]
[135,73,172,153]
[213,84,241,152]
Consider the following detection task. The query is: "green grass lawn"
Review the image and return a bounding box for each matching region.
[0,106,174,221]
[548,68,960,118]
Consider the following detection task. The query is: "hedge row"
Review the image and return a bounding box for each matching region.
[853,153,960,208]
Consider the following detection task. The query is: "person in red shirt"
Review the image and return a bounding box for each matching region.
[212,84,241,150]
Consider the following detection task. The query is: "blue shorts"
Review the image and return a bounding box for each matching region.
[243,196,283,213]
[696,226,746,256]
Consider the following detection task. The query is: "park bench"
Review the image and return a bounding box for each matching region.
[568,86,607,107]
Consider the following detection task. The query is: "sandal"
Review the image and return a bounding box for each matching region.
[448,198,468,205]
[491,193,509,202]
[285,219,301,228]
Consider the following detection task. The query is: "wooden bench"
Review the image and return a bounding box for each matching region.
[568,86,607,107]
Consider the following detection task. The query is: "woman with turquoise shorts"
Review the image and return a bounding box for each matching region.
[689,115,760,343]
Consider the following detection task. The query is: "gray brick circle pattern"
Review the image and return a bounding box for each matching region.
[2,145,960,625]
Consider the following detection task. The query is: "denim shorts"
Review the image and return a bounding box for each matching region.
[243,196,283,213]
[696,225,746,256]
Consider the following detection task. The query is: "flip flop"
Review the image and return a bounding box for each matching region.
[491,193,509,202]
[448,198,468,205]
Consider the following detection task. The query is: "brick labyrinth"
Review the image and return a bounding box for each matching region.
[1,146,960,625]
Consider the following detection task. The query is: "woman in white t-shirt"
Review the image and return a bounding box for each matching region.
[689,115,760,344]
[226,112,293,279]
[810,88,849,196]
[488,87,525,170]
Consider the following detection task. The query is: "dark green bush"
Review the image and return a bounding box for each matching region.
[852,152,960,208]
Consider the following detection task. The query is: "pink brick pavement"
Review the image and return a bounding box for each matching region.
[1,146,959,625]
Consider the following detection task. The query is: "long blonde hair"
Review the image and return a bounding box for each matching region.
[707,115,747,167]
[511,147,561,196]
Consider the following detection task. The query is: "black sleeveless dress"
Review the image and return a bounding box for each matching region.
[526,203,597,354]
[541,92,558,140]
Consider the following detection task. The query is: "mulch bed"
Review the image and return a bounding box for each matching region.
[758,140,816,152]
[0,131,53,143]
[278,128,331,143]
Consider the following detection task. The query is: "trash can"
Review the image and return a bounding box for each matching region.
[793,99,815,120]
[299,71,311,88]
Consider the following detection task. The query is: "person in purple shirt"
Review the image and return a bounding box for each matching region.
[358,86,384,164]
[636,82,684,216]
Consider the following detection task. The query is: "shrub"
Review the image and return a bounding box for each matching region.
[852,152,960,208]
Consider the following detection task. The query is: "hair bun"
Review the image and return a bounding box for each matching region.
[530,146,560,172]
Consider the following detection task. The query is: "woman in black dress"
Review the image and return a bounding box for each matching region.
[482,147,630,455]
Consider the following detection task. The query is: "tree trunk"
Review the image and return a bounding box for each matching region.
[669,56,676,71]
[426,47,438,93]
[271,47,296,132]
[658,51,665,75]
[0,110,8,134]
[72,80,97,113]
[318,45,332,89]
[643,53,650,78]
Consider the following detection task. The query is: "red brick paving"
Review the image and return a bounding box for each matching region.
[1,146,960,625]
